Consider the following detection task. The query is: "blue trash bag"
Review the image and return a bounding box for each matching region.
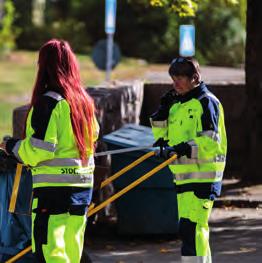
[0,153,34,262]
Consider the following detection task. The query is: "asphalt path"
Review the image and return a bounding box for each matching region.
[85,208,262,263]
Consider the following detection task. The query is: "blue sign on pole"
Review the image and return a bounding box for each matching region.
[179,25,195,57]
[105,0,117,34]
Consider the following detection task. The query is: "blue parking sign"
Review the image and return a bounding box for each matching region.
[105,0,117,34]
[179,25,195,57]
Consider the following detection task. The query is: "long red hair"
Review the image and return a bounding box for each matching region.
[30,39,96,163]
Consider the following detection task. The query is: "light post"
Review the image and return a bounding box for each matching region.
[105,0,117,82]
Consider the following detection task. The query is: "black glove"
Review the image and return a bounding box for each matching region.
[153,138,169,158]
[160,89,177,107]
[151,90,177,121]
[162,142,191,159]
[0,148,8,158]
[153,138,169,148]
[1,136,20,157]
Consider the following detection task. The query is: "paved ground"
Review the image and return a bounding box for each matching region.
[210,208,262,263]
[84,180,262,263]
[144,66,245,84]
[85,208,262,263]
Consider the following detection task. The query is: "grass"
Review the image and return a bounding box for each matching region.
[0,50,164,139]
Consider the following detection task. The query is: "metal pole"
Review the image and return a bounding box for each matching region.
[106,33,114,82]
[94,145,154,157]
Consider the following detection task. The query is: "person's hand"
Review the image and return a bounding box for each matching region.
[160,89,176,106]
[162,142,192,159]
[0,136,12,155]
[161,146,177,159]
[153,138,170,159]
[153,138,169,148]
[150,90,177,121]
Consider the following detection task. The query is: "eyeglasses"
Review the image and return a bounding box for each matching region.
[171,57,193,64]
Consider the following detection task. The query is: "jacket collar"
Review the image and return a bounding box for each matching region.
[176,81,208,103]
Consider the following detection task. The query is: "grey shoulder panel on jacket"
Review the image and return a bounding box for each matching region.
[197,91,220,104]
[44,91,64,101]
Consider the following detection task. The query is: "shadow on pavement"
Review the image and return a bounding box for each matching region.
[211,210,262,263]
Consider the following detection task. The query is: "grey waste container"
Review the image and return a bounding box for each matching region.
[103,124,178,235]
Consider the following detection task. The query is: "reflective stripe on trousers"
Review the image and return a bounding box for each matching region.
[182,256,212,263]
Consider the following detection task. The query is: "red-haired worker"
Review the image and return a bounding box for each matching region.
[0,39,99,263]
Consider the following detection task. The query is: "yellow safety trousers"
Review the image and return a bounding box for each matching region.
[32,199,87,263]
[177,191,213,263]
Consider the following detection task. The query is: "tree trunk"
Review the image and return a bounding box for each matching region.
[245,0,262,182]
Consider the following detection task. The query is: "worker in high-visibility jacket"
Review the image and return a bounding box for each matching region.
[150,57,227,263]
[0,39,99,263]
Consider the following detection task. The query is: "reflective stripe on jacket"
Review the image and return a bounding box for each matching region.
[12,91,99,189]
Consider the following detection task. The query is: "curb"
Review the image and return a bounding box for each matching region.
[214,198,262,208]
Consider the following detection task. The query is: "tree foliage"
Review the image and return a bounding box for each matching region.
[13,0,246,66]
[148,0,239,16]
[0,0,18,55]
[130,0,246,65]
[195,1,245,66]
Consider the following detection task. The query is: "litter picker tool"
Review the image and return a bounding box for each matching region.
[6,152,177,263]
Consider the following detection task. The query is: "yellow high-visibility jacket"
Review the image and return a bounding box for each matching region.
[150,82,227,187]
[7,91,99,189]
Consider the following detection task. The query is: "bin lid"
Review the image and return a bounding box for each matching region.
[103,124,155,151]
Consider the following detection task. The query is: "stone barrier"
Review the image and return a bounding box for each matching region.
[11,81,245,179]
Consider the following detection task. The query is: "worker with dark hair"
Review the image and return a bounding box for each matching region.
[151,57,227,262]
[0,39,99,262]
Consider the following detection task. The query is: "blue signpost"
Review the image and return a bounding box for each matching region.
[179,25,195,57]
[105,0,117,82]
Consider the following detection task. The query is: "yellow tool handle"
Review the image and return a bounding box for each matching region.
[5,246,32,263]
[6,153,177,262]
[88,153,177,217]
[100,151,155,189]
[8,163,23,213]
[89,152,155,209]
